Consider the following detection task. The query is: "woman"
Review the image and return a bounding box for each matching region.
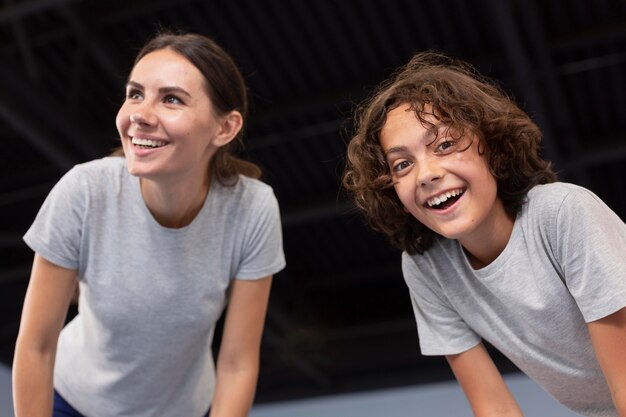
[13,32,285,417]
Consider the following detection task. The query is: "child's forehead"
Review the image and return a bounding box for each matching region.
[379,103,474,152]
[383,103,451,134]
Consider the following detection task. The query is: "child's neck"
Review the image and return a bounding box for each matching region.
[461,207,515,270]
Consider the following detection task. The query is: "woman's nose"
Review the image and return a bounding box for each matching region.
[129,108,156,126]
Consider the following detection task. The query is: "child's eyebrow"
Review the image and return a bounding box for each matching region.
[383,146,409,158]
[383,128,439,158]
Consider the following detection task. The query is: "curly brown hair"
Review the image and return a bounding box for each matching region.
[342,51,556,254]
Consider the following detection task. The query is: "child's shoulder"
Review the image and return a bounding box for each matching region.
[524,182,612,234]
[527,181,585,198]
[526,182,596,211]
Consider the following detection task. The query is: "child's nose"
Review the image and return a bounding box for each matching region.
[416,157,442,186]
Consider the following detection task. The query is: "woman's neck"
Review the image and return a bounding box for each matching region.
[139,173,211,229]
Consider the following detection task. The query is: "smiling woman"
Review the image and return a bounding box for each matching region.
[12,32,286,417]
[118,49,228,201]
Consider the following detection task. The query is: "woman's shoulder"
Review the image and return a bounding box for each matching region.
[65,156,127,184]
[73,156,126,175]
[61,156,129,199]
[51,156,126,191]
[217,175,276,202]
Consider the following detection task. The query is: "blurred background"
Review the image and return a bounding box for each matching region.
[1,0,625,413]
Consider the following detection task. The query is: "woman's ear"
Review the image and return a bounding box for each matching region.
[213,110,243,147]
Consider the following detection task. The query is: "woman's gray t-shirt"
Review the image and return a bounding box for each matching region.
[24,156,286,417]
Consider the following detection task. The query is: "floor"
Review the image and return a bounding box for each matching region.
[1,364,582,416]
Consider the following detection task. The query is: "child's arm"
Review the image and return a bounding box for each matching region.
[447,343,523,417]
[588,307,626,416]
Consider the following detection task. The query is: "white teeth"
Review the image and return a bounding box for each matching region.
[131,137,166,148]
[427,189,464,207]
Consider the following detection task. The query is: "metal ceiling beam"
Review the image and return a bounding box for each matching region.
[0,0,193,53]
[0,0,79,22]
[247,119,344,152]
[0,266,31,284]
[4,0,40,80]
[485,0,563,171]
[263,308,334,389]
[58,6,121,82]
[517,0,591,187]
[0,182,55,207]
[563,141,626,172]
[281,196,354,228]
[551,21,626,52]
[0,100,75,171]
[0,63,99,162]
[0,234,24,248]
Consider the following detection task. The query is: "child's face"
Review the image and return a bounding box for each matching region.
[380,103,511,248]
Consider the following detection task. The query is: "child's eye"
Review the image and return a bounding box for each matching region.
[164,95,183,105]
[392,160,412,173]
[434,138,456,154]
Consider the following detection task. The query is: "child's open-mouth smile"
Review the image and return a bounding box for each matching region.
[424,187,466,210]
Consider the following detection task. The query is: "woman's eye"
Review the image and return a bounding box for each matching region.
[164,95,183,105]
[126,90,143,100]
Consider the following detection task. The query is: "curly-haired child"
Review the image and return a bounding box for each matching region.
[343,51,626,417]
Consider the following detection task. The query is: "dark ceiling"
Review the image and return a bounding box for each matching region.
[1,0,626,405]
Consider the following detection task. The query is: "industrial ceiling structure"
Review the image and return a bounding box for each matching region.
[1,0,625,404]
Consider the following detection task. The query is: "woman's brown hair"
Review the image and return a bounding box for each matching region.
[342,51,556,254]
[113,31,261,184]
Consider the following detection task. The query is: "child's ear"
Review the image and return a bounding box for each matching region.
[213,110,243,147]
[476,136,486,156]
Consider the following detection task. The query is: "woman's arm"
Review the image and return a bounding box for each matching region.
[209,276,273,417]
[13,254,77,417]
[447,343,523,417]
[588,306,626,416]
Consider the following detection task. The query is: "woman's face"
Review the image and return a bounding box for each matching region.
[116,48,225,184]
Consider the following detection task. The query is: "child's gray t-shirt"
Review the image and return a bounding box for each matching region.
[23,156,286,417]
[403,182,626,417]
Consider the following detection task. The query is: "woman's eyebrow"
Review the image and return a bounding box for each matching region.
[125,81,191,98]
[158,86,192,97]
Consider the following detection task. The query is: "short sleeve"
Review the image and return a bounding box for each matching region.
[23,166,86,270]
[234,189,286,280]
[555,187,626,322]
[402,252,480,356]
